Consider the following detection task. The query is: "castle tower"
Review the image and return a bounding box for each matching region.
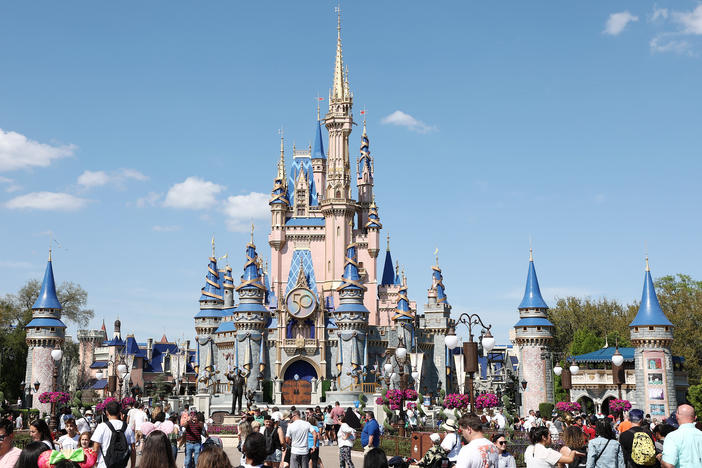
[630,257,677,415]
[25,253,66,415]
[356,118,374,227]
[311,106,327,202]
[334,242,369,391]
[223,265,235,308]
[378,236,402,326]
[233,234,269,392]
[194,244,225,390]
[269,134,289,252]
[513,249,554,415]
[388,272,415,388]
[77,328,107,387]
[423,256,453,393]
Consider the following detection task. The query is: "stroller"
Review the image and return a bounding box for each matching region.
[388,456,416,468]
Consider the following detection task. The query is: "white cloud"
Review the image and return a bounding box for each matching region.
[222,192,269,232]
[0,176,21,193]
[672,5,702,34]
[650,35,692,55]
[5,192,89,211]
[604,11,639,35]
[152,225,181,232]
[163,176,225,210]
[380,110,437,134]
[77,168,148,188]
[0,128,75,172]
[651,8,668,22]
[77,170,110,187]
[136,191,162,208]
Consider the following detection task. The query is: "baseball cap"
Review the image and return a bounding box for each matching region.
[629,409,644,422]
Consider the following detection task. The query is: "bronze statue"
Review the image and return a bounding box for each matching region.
[245,389,255,412]
[226,368,246,414]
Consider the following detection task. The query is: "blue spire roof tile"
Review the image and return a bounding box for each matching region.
[518,259,548,310]
[33,259,62,310]
[630,267,673,327]
[380,248,395,286]
[312,119,326,160]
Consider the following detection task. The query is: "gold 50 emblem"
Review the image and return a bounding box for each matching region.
[286,287,317,318]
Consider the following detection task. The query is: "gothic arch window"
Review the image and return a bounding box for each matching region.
[336,190,341,198]
[163,354,171,373]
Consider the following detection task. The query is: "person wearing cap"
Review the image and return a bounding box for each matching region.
[76,410,95,433]
[418,433,447,468]
[440,418,462,464]
[619,409,657,468]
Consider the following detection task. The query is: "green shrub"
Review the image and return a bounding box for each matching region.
[539,402,554,418]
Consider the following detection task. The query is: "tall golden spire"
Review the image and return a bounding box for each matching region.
[332,2,347,102]
[277,128,286,181]
[645,255,650,272]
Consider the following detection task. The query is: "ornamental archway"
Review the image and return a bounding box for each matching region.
[281,359,318,405]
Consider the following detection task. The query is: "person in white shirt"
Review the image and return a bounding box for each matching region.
[14,414,22,430]
[76,410,95,433]
[91,400,136,468]
[337,414,356,468]
[127,402,147,448]
[285,410,317,468]
[523,410,536,431]
[440,419,462,464]
[58,418,80,450]
[524,426,581,468]
[494,410,506,431]
[455,415,499,468]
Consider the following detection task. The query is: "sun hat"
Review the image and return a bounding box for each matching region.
[441,418,457,431]
[430,433,441,443]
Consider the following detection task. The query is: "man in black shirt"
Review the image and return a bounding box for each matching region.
[619,409,659,468]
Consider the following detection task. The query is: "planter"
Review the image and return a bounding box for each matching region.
[217,434,237,448]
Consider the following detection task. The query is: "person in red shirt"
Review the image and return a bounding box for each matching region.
[582,416,597,440]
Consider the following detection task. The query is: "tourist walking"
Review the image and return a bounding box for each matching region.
[524,426,582,468]
[661,404,702,468]
[560,425,587,468]
[196,445,233,468]
[338,414,356,468]
[330,402,344,445]
[360,410,380,453]
[285,410,317,468]
[76,410,95,433]
[363,447,388,468]
[183,410,206,468]
[585,419,625,468]
[57,417,80,450]
[440,418,461,465]
[140,430,177,468]
[263,415,284,468]
[619,409,658,468]
[323,406,334,446]
[91,399,136,468]
[455,415,498,468]
[491,433,516,468]
[0,419,22,468]
[29,419,55,449]
[13,441,50,468]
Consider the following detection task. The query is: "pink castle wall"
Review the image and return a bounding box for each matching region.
[521,345,548,416]
[31,347,54,416]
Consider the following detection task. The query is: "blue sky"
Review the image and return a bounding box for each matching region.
[1,1,701,345]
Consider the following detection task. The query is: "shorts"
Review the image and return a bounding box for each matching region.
[265,449,282,463]
[325,425,333,432]
[309,449,319,462]
[333,424,341,433]
[284,448,291,463]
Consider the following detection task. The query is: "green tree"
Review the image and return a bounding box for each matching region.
[687,384,702,416]
[655,274,702,384]
[0,280,93,400]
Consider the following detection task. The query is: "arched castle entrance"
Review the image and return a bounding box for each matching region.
[281,358,319,405]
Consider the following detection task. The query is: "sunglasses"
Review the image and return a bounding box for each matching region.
[497,441,506,446]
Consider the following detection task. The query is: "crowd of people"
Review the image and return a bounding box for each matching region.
[3,400,702,468]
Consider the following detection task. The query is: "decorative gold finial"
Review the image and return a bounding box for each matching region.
[211,235,215,258]
[362,106,367,129]
[434,248,439,266]
[48,248,52,262]
[251,223,255,245]
[316,94,322,120]
[387,234,390,251]
[529,247,533,262]
[645,255,650,272]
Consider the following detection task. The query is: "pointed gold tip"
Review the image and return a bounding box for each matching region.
[529,247,533,262]
[386,234,390,251]
[645,255,650,272]
[48,248,52,262]
[211,235,215,258]
[251,223,255,244]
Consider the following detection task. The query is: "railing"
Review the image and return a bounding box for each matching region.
[362,383,379,393]
[283,338,317,348]
[208,382,231,394]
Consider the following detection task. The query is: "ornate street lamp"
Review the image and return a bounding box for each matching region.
[611,338,624,400]
[443,312,494,415]
[50,348,63,431]
[553,364,563,376]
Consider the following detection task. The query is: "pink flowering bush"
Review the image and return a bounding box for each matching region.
[375,397,384,405]
[475,393,499,409]
[95,397,118,412]
[555,401,582,413]
[609,399,632,413]
[443,393,471,410]
[404,389,418,400]
[38,392,71,405]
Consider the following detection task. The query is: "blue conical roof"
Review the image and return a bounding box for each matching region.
[380,246,395,286]
[199,256,223,302]
[358,124,371,177]
[630,267,672,327]
[392,279,413,321]
[236,242,265,292]
[518,257,548,309]
[312,119,326,160]
[365,201,382,229]
[432,264,447,304]
[338,243,366,291]
[33,258,62,310]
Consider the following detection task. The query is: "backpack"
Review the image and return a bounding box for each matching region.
[630,430,656,466]
[101,421,131,468]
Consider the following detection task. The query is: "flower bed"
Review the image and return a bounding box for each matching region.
[608,399,631,413]
[475,393,499,409]
[555,401,582,413]
[207,425,238,435]
[443,393,470,410]
[38,392,71,405]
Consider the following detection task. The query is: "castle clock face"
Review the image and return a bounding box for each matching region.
[286,287,317,319]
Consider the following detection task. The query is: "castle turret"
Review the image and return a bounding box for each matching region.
[25,252,66,415]
[378,236,402,326]
[269,134,289,251]
[311,107,327,202]
[513,249,554,415]
[630,257,677,414]
[223,265,235,308]
[423,256,453,392]
[357,118,374,226]
[234,232,269,392]
[334,242,369,391]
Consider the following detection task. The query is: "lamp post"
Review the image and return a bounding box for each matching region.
[611,339,624,400]
[444,313,494,415]
[50,348,63,431]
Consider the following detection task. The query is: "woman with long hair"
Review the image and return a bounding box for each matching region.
[14,441,51,468]
[560,425,587,468]
[29,419,55,449]
[237,420,253,466]
[586,419,625,468]
[197,445,232,468]
[491,433,516,468]
[525,426,583,468]
[139,430,177,468]
[363,447,388,468]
